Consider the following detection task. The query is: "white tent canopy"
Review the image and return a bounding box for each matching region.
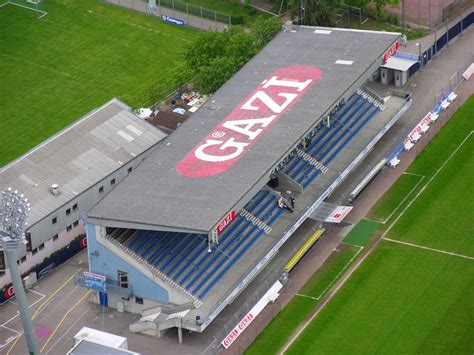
[381,56,417,72]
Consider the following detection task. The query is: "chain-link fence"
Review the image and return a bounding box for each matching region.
[106,0,232,31]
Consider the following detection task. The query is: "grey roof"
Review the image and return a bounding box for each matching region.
[0,99,167,228]
[88,27,399,233]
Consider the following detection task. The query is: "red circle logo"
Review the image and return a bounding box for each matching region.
[4,285,15,299]
[79,237,87,249]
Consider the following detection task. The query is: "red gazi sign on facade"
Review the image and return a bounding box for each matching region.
[383,41,399,62]
[176,65,322,178]
[217,210,236,235]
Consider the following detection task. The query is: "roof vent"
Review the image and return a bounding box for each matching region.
[50,184,60,196]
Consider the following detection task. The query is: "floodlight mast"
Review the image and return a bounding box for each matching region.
[0,188,40,355]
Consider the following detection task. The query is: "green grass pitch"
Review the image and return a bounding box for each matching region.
[285,95,474,353]
[246,95,474,354]
[0,0,198,166]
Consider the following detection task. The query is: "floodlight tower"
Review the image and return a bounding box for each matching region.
[0,188,40,355]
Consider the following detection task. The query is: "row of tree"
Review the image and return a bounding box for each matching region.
[177,17,281,94]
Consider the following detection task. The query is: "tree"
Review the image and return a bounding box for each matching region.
[252,17,283,47]
[182,21,282,94]
[289,0,337,26]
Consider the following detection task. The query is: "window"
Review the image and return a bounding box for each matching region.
[110,178,116,186]
[73,220,79,228]
[99,186,104,194]
[135,297,143,305]
[32,248,38,255]
[20,256,27,263]
[72,203,78,211]
[66,208,71,216]
[52,217,57,225]
[118,270,128,288]
[127,167,132,174]
[66,225,72,232]
[38,243,45,251]
[52,234,58,242]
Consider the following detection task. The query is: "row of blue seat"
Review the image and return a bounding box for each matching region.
[119,188,287,298]
[285,94,363,180]
[187,191,279,293]
[284,94,379,190]
[301,104,379,188]
[181,191,273,289]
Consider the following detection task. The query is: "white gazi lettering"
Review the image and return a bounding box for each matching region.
[262,76,313,92]
[194,138,249,162]
[222,115,277,140]
[241,91,297,113]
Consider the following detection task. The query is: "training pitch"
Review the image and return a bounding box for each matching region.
[0,0,198,166]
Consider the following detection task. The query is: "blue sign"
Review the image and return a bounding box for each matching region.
[84,271,106,293]
[161,15,185,26]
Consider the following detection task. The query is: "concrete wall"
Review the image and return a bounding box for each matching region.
[86,223,170,306]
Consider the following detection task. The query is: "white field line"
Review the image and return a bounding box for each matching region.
[295,245,364,302]
[382,238,474,260]
[0,1,48,18]
[0,53,74,78]
[281,131,473,354]
[314,245,364,300]
[295,293,318,300]
[365,173,425,224]
[380,130,473,243]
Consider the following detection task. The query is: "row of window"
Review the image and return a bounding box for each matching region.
[52,202,78,225]
[52,167,134,225]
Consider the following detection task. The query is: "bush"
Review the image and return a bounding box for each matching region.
[231,15,244,24]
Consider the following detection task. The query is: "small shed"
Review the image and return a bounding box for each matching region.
[381,56,418,87]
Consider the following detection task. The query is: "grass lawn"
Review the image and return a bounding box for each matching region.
[342,219,381,247]
[284,95,474,354]
[287,242,474,354]
[184,0,265,24]
[0,0,198,167]
[368,172,424,222]
[245,243,361,355]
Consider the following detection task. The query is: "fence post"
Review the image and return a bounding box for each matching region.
[215,11,217,30]
[446,21,449,47]
[172,0,175,16]
[201,6,203,29]
[186,3,189,25]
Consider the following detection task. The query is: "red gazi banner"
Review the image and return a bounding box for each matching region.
[176,65,322,178]
[383,41,399,62]
[217,210,236,235]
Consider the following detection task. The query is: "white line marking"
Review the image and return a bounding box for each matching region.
[281,132,474,354]
[381,131,473,242]
[2,289,46,327]
[314,246,363,300]
[295,293,318,300]
[1,325,20,334]
[296,245,364,302]
[381,174,425,224]
[382,238,474,260]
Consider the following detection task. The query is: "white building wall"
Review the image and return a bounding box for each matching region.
[0,222,85,288]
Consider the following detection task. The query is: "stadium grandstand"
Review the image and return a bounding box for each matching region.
[79,26,412,345]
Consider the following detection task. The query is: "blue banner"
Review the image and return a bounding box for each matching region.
[161,15,185,26]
